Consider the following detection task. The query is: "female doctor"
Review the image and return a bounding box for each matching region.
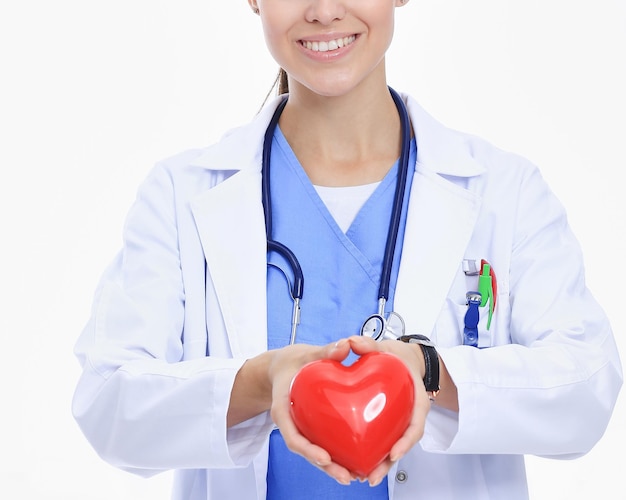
[72,1,622,499]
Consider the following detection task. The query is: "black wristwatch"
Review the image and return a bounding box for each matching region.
[397,334,440,396]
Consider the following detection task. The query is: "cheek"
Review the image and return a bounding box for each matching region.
[363,4,396,45]
[259,15,292,65]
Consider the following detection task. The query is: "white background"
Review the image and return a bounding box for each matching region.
[1,1,625,498]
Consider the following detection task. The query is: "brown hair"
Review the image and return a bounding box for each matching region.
[277,68,289,95]
[261,68,289,111]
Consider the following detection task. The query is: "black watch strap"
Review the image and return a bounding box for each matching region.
[397,334,440,394]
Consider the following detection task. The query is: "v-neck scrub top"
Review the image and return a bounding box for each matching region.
[266,127,418,499]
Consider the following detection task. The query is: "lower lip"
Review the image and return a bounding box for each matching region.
[298,36,358,62]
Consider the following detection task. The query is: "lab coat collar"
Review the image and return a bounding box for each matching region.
[188,97,280,174]
[190,91,484,356]
[405,96,486,177]
[189,92,486,178]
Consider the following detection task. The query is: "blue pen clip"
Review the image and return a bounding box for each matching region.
[463,291,481,347]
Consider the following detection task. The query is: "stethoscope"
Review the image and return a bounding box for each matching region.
[262,87,411,345]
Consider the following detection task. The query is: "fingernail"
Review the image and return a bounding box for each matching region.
[369,476,383,487]
[336,477,351,486]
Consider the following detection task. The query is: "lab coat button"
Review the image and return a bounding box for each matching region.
[395,470,408,484]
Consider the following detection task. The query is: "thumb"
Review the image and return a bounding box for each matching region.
[325,338,351,361]
[347,334,380,355]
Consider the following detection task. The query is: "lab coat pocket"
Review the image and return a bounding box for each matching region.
[433,299,490,348]
[433,290,510,349]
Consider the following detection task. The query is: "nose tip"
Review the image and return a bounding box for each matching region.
[305,0,346,25]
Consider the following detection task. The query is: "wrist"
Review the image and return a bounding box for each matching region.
[228,351,274,427]
[397,334,440,398]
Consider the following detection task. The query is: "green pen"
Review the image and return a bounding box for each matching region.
[478,263,494,330]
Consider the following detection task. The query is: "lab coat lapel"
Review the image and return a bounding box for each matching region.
[394,94,483,339]
[190,169,268,359]
[188,98,284,359]
[394,170,481,338]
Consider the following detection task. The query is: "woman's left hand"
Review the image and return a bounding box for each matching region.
[347,335,432,486]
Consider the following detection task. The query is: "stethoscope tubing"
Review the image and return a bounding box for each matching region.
[262,88,411,343]
[378,88,411,307]
[262,96,289,239]
[262,97,302,301]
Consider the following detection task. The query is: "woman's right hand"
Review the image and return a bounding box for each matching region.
[227,338,354,484]
[267,338,355,485]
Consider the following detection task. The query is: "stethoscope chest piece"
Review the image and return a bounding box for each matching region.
[360,311,405,341]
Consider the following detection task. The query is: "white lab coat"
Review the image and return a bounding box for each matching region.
[72,93,622,500]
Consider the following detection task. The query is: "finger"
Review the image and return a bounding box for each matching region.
[271,378,331,465]
[317,461,354,486]
[325,337,351,361]
[388,422,423,462]
[366,458,393,487]
[388,391,430,462]
[347,334,381,355]
[275,405,333,466]
[276,398,351,480]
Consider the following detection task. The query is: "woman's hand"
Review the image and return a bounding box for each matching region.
[347,335,432,486]
[267,339,356,485]
[229,335,435,486]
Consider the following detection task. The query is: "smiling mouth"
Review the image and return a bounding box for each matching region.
[300,35,357,53]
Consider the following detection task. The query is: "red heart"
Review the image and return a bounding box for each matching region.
[289,351,414,477]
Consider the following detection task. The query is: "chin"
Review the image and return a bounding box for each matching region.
[295,75,367,99]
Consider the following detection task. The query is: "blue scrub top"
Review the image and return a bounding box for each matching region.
[266,127,417,499]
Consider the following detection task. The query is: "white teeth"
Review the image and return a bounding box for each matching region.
[303,35,356,52]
